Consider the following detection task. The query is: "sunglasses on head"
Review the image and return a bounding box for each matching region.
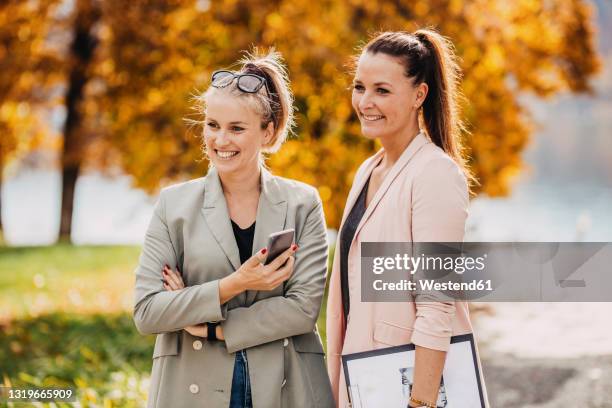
[211,70,269,94]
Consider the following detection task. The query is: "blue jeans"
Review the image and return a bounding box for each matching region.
[229,350,252,408]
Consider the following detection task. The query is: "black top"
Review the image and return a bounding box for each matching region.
[339,176,371,320]
[231,220,256,265]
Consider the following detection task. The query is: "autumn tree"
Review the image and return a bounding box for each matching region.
[103,0,599,228]
[3,0,600,237]
[0,0,95,243]
[1,0,190,242]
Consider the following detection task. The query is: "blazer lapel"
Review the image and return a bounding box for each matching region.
[201,167,241,271]
[338,150,385,230]
[246,168,288,305]
[353,131,430,239]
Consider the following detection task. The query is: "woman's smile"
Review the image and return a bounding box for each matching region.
[360,113,385,122]
[215,149,240,160]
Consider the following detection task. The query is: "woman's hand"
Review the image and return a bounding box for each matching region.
[235,245,297,292]
[162,265,206,338]
[162,264,184,290]
[217,245,297,304]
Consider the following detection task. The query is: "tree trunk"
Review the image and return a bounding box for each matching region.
[58,0,99,242]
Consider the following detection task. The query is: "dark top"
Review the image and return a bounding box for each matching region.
[339,176,371,320]
[231,220,256,265]
[230,220,254,397]
[230,219,255,367]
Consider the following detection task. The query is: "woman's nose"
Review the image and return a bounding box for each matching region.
[359,92,375,111]
[215,130,230,146]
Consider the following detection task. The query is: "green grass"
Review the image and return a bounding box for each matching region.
[0,244,150,407]
[0,243,333,407]
[0,244,141,321]
[0,312,154,407]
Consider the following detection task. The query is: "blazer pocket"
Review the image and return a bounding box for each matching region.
[152,332,179,359]
[373,321,413,347]
[292,332,325,354]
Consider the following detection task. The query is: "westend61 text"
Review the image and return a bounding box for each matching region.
[372,279,494,292]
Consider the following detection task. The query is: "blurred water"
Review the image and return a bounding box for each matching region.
[3,169,155,246]
[3,168,612,245]
[465,182,612,242]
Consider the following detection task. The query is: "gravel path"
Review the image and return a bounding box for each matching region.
[472,303,612,407]
[481,353,612,407]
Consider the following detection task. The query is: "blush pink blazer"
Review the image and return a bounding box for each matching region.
[326,132,489,407]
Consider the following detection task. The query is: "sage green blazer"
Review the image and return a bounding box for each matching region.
[133,167,334,408]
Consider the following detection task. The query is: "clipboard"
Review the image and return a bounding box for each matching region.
[341,333,485,408]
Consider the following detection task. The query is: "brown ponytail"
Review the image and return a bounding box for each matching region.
[363,29,474,186]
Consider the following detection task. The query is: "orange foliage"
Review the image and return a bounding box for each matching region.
[0,0,601,228]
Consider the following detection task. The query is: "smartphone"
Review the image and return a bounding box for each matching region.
[264,228,295,265]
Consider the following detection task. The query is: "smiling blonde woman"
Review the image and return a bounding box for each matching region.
[134,50,334,408]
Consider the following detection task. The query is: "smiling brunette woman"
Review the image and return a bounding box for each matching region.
[326,30,489,408]
[133,50,334,408]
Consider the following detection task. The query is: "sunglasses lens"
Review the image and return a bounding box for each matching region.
[211,71,234,87]
[237,75,263,93]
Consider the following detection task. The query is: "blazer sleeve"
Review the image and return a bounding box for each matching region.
[133,190,227,335]
[221,192,328,353]
[410,157,469,351]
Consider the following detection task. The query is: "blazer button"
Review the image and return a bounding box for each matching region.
[283,338,289,347]
[189,384,199,394]
[192,340,203,350]
[281,378,287,388]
